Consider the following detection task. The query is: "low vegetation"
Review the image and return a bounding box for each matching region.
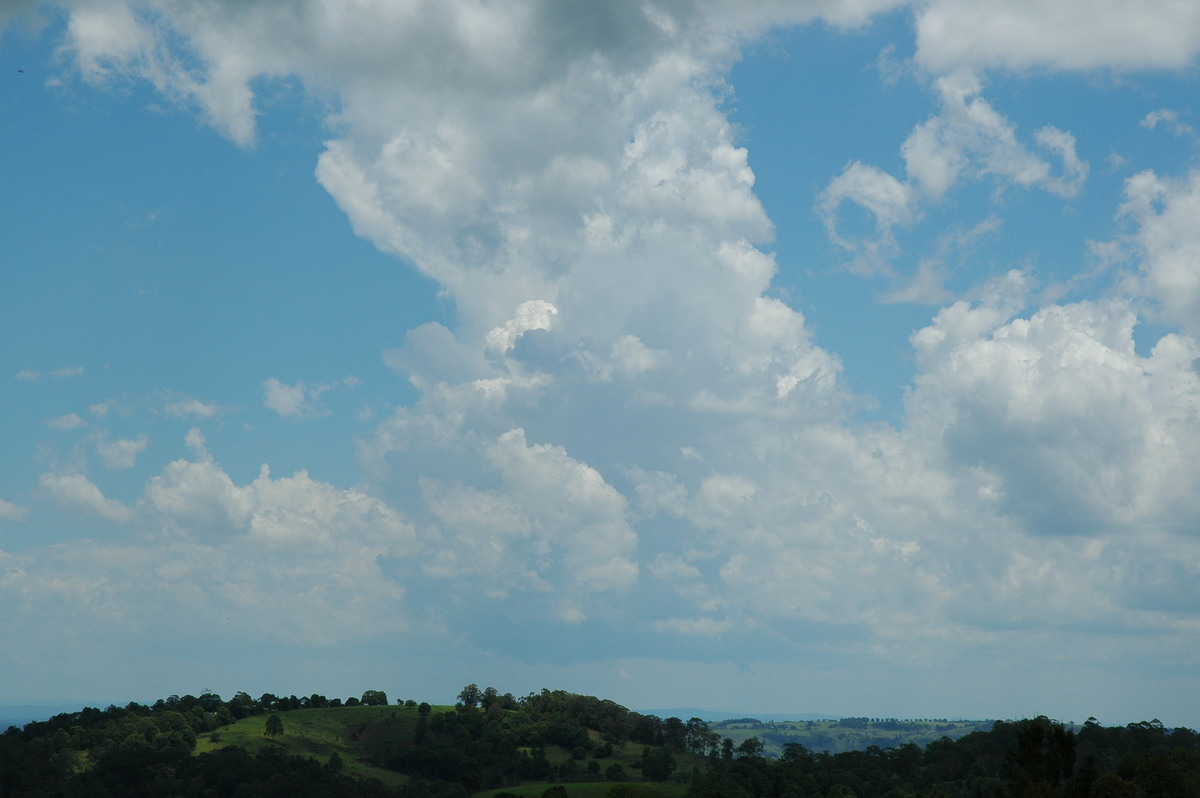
[0,686,1196,797]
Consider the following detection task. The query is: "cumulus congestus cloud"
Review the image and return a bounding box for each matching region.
[4,0,1200,718]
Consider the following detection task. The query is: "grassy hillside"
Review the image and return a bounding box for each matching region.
[192,702,707,795]
[711,717,996,756]
[194,704,452,788]
[4,690,1192,798]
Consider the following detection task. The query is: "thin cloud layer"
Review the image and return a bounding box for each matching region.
[3,0,1199,720]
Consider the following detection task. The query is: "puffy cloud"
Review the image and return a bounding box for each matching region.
[577,334,671,382]
[45,413,84,430]
[419,428,638,603]
[262,377,308,418]
[262,376,358,418]
[913,0,1200,73]
[162,393,221,419]
[64,2,261,145]
[897,69,1089,200]
[906,281,1200,537]
[37,472,133,523]
[0,498,30,523]
[3,428,420,649]
[30,0,1200,711]
[94,432,148,469]
[1115,169,1200,335]
[144,434,251,536]
[144,427,413,549]
[484,300,559,355]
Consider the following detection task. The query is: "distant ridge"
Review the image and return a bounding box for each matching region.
[638,707,839,722]
[0,702,90,730]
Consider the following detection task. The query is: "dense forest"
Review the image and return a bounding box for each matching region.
[1,686,1196,797]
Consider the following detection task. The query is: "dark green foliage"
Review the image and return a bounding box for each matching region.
[265,713,284,739]
[2,690,1197,798]
[686,714,1200,798]
[362,690,390,706]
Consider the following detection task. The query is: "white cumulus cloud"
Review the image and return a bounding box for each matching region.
[94,433,148,469]
[38,472,133,523]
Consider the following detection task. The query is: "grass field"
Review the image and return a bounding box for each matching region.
[193,704,453,787]
[193,705,705,796]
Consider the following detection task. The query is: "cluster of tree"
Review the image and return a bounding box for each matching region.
[378,685,718,792]
[0,692,395,797]
[689,715,1200,798]
[2,686,1198,798]
[236,690,395,714]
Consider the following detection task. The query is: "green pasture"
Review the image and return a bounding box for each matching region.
[194,704,451,787]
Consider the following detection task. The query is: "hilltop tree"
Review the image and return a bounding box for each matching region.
[360,690,388,706]
[264,713,283,740]
[458,683,482,709]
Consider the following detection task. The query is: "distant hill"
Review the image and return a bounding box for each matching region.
[707,716,997,756]
[638,708,838,723]
[0,702,89,730]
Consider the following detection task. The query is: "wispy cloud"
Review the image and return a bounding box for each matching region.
[262,376,359,418]
[17,366,84,381]
[162,393,222,420]
[44,413,84,430]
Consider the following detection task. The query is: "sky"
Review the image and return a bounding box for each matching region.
[2,0,1200,727]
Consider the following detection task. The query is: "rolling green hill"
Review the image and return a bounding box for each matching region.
[194,703,447,788]
[3,688,1195,797]
[187,693,711,795]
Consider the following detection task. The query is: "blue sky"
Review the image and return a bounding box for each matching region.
[3,1,1200,726]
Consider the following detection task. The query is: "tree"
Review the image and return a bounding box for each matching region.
[736,737,764,759]
[640,746,676,782]
[361,690,388,706]
[1089,773,1144,798]
[458,684,482,709]
[264,714,283,740]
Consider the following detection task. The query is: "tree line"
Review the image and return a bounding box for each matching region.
[1,685,1196,797]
